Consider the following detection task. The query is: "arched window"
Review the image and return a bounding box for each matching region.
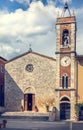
[62,74,68,89]
[62,29,69,46]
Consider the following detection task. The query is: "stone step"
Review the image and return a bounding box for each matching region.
[0,111,49,121]
[1,111,49,116]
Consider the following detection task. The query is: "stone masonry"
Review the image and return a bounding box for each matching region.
[5,51,56,112]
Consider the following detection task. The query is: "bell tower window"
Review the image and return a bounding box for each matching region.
[62,29,69,47]
[62,74,68,89]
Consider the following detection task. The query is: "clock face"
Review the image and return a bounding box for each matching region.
[61,56,71,67]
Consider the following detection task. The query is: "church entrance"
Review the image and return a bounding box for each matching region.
[60,97,70,120]
[24,94,35,111]
[60,103,70,120]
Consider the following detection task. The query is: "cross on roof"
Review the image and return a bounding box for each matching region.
[29,44,32,52]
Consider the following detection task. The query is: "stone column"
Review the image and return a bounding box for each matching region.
[55,91,60,120]
[71,91,75,120]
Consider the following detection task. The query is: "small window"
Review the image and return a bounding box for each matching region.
[0,66,4,73]
[0,85,4,106]
[62,74,68,89]
[66,76,68,88]
[62,29,69,47]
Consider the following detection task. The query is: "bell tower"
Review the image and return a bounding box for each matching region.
[55,2,77,120]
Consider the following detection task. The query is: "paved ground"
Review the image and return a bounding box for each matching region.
[0,119,68,130]
[1,119,83,130]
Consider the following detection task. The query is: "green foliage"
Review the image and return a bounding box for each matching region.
[46,105,49,110]
[35,105,38,112]
[75,103,83,117]
[35,105,38,109]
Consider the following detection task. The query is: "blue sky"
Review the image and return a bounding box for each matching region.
[0,0,83,11]
[0,0,83,59]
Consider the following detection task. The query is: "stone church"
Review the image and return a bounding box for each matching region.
[0,2,83,120]
[5,50,56,113]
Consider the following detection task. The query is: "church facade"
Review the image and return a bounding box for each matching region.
[0,3,83,120]
[5,51,56,112]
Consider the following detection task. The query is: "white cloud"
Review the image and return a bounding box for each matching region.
[59,0,72,4]
[74,8,83,55]
[0,1,60,59]
[0,44,20,58]
[47,0,56,5]
[0,0,83,60]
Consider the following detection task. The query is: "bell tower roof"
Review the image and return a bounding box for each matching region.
[61,2,71,17]
[56,1,76,25]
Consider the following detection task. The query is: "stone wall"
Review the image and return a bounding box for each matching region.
[5,52,56,112]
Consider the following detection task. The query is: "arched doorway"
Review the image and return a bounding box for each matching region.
[24,87,35,111]
[60,97,70,120]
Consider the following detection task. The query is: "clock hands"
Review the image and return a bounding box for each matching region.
[65,57,70,64]
[65,58,68,63]
[61,56,70,66]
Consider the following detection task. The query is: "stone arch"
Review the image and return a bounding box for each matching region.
[60,96,70,120]
[60,95,70,103]
[24,87,36,94]
[62,29,69,46]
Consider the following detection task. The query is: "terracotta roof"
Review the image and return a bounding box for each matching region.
[0,56,7,62]
[76,55,83,60]
[6,50,56,63]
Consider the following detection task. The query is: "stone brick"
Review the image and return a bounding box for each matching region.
[5,52,56,112]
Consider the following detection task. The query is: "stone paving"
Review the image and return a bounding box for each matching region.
[1,119,67,130]
[1,112,83,130]
[1,119,83,130]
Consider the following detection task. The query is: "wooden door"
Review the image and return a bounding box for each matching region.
[24,94,35,111]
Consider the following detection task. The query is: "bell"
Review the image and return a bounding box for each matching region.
[64,2,68,10]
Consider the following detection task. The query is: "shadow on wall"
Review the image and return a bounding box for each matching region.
[5,70,24,112]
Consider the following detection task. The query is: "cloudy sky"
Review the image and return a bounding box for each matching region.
[0,0,83,60]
